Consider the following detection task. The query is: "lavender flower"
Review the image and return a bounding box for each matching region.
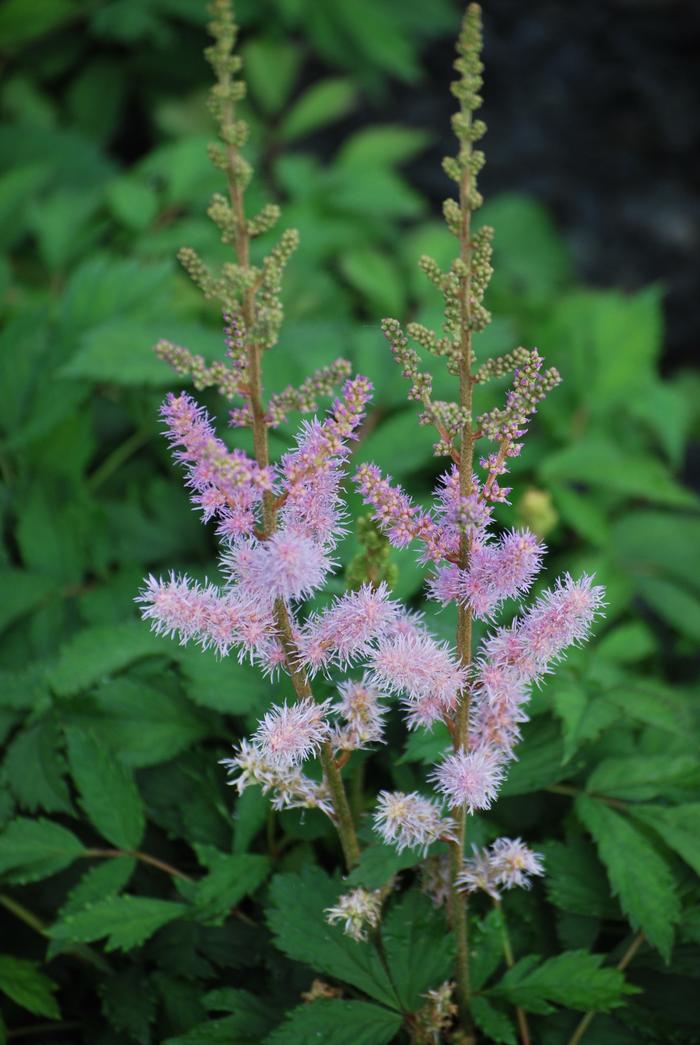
[430,746,504,812]
[253,697,332,767]
[325,888,383,942]
[373,790,456,855]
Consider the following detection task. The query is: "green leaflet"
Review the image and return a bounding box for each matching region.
[575,795,681,960]
[99,967,156,1045]
[0,818,85,883]
[49,621,169,696]
[65,726,145,849]
[5,717,73,815]
[0,954,60,1020]
[267,999,402,1045]
[487,949,637,1014]
[49,895,187,952]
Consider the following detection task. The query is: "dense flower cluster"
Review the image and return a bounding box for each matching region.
[325,888,383,941]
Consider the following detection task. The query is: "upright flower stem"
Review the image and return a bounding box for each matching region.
[494,898,532,1045]
[217,21,360,871]
[450,9,479,1028]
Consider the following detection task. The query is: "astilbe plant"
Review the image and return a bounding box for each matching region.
[138,2,605,1039]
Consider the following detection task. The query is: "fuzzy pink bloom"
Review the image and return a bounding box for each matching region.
[221,739,334,815]
[483,573,605,683]
[224,530,333,606]
[457,837,544,898]
[137,573,275,658]
[469,660,530,757]
[430,746,504,812]
[431,467,493,557]
[373,790,455,855]
[297,583,399,673]
[253,697,332,767]
[160,393,273,535]
[426,563,464,605]
[354,463,437,550]
[333,677,387,750]
[489,837,545,889]
[368,631,467,728]
[451,529,543,619]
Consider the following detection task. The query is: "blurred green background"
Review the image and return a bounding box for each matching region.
[1,1,699,1043]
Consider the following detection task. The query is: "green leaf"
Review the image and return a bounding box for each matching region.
[629,804,700,877]
[177,647,271,715]
[586,755,700,802]
[191,849,270,924]
[166,987,273,1043]
[49,895,187,952]
[0,818,84,883]
[634,575,700,641]
[500,717,567,796]
[488,950,637,1014]
[0,0,77,49]
[72,678,209,769]
[106,176,158,231]
[281,79,356,141]
[232,789,268,854]
[539,438,697,509]
[470,997,516,1044]
[480,194,571,303]
[267,1000,402,1045]
[100,967,156,1045]
[552,681,619,764]
[575,795,680,959]
[266,866,398,1008]
[0,955,60,1020]
[65,726,145,849]
[49,621,168,696]
[0,569,54,634]
[346,842,423,890]
[338,125,429,169]
[59,856,136,917]
[398,721,451,765]
[339,248,406,316]
[5,718,73,814]
[470,908,506,991]
[381,889,454,1008]
[541,837,619,918]
[244,39,301,114]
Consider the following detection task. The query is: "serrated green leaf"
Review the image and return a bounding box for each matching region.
[470,908,507,991]
[0,817,84,883]
[177,647,270,715]
[338,125,429,169]
[281,79,356,141]
[629,804,700,877]
[540,837,619,919]
[0,569,54,633]
[488,949,637,1014]
[381,889,454,1008]
[100,967,156,1045]
[471,996,517,1044]
[266,865,398,1008]
[0,954,60,1020]
[397,721,451,765]
[575,795,680,959]
[634,575,700,641]
[500,717,567,796]
[49,895,187,952]
[65,726,145,849]
[586,755,700,802]
[49,621,167,696]
[267,999,402,1045]
[71,677,209,769]
[59,856,136,917]
[346,842,422,890]
[232,788,268,854]
[191,850,269,924]
[5,718,73,814]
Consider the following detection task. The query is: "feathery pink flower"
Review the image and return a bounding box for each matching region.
[160,392,273,535]
[224,530,333,605]
[136,573,275,658]
[354,463,437,550]
[430,746,504,812]
[373,790,455,855]
[297,583,398,673]
[368,632,466,728]
[490,837,545,889]
[253,697,332,767]
[333,678,387,750]
[221,739,334,816]
[482,572,605,683]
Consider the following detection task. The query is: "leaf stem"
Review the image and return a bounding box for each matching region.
[566,932,645,1045]
[83,848,193,881]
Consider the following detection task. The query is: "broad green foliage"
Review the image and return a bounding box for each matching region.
[0,0,698,1042]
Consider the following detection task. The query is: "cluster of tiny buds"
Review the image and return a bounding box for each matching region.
[381,318,432,403]
[155,340,242,399]
[414,981,458,1044]
[324,887,383,942]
